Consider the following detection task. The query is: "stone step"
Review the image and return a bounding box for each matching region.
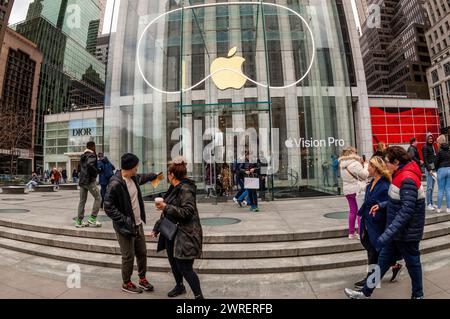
[0,212,449,244]
[0,221,449,259]
[0,235,449,274]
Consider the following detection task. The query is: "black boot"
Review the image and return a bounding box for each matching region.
[195,293,205,299]
[168,284,186,298]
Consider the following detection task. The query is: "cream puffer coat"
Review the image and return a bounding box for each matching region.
[339,154,369,196]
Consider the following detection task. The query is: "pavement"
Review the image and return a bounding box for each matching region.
[0,188,449,299]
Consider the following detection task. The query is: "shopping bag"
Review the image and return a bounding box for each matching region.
[244,177,260,189]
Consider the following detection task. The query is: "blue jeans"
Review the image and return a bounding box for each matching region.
[247,189,258,209]
[234,179,245,200]
[238,190,248,202]
[361,241,423,298]
[437,167,450,209]
[426,170,435,206]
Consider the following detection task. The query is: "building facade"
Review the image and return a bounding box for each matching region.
[369,96,439,153]
[0,28,43,175]
[105,0,373,199]
[360,0,432,99]
[95,33,109,64]
[424,0,450,134]
[355,0,369,28]
[43,107,104,179]
[0,0,14,49]
[13,0,105,172]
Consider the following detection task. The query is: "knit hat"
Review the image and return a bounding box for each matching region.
[121,153,139,170]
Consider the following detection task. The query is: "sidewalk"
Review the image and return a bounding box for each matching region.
[0,246,449,299]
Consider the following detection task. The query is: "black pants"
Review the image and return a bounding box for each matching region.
[361,227,399,277]
[116,224,147,284]
[166,239,203,297]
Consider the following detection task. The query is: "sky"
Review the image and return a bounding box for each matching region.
[8,0,120,34]
[9,0,360,35]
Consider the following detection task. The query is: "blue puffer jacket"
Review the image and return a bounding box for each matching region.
[97,157,116,186]
[358,177,390,251]
[377,161,425,246]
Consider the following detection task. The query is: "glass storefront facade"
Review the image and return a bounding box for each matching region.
[44,109,104,175]
[105,0,357,199]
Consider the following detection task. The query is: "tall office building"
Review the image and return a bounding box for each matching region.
[14,0,105,171]
[0,0,14,50]
[355,0,369,27]
[360,0,432,99]
[0,28,43,175]
[424,0,450,132]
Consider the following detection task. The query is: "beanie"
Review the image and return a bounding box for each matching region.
[121,153,139,170]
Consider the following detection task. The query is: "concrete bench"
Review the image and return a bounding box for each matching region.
[34,185,57,192]
[1,186,26,194]
[59,184,78,190]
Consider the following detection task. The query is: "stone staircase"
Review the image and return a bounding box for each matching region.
[0,214,449,274]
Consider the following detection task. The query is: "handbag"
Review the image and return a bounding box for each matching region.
[345,167,367,195]
[158,217,178,241]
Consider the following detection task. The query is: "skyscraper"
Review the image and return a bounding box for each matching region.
[424,0,450,132]
[0,0,15,50]
[14,0,105,170]
[360,0,432,98]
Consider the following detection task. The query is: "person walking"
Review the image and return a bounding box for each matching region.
[104,153,161,294]
[97,152,116,209]
[353,156,402,290]
[233,152,249,205]
[339,147,369,239]
[407,138,422,168]
[258,152,269,201]
[76,141,102,228]
[220,163,232,197]
[434,135,450,213]
[345,146,426,299]
[152,156,204,299]
[422,133,437,211]
[72,168,79,183]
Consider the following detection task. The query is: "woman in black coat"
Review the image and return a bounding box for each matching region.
[152,157,204,299]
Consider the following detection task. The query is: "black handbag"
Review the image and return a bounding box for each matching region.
[158,217,178,241]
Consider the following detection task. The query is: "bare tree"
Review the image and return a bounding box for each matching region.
[0,108,34,177]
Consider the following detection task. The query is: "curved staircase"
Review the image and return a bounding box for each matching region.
[0,213,449,274]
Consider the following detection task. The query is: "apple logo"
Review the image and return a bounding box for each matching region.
[210,47,247,90]
[285,138,294,149]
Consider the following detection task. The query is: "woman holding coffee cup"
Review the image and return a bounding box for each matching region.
[151,156,204,299]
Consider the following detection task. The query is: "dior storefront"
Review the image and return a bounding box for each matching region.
[105,0,372,199]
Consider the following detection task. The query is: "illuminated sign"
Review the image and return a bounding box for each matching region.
[136,2,315,94]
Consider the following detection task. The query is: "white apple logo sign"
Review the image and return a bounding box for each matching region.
[210,47,247,90]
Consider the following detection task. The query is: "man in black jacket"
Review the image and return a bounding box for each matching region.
[407,137,422,167]
[104,153,161,294]
[76,141,101,228]
[422,133,437,211]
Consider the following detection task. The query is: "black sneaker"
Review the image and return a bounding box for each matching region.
[390,263,403,282]
[195,293,205,299]
[354,278,367,289]
[138,278,154,292]
[168,285,186,298]
[122,281,143,294]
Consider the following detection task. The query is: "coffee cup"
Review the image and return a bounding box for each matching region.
[155,197,164,204]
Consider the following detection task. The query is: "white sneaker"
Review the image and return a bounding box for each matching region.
[344,288,370,299]
[348,234,356,240]
[427,204,435,211]
[433,204,438,209]
[446,208,450,214]
[232,197,238,203]
[436,208,442,213]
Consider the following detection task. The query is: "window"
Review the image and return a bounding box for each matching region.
[432,70,439,83]
[444,63,450,77]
